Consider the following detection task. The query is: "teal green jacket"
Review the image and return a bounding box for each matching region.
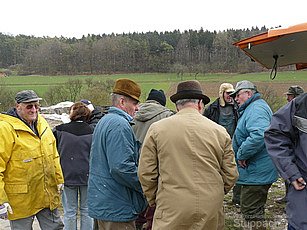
[88,107,147,221]
[232,93,278,185]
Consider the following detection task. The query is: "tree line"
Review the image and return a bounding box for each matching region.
[0,26,281,75]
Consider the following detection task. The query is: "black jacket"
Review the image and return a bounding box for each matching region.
[53,121,93,186]
[204,98,238,136]
[87,107,105,129]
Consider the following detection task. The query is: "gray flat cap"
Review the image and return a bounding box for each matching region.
[230,80,257,96]
[15,90,42,103]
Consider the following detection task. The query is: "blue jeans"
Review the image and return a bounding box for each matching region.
[62,185,93,230]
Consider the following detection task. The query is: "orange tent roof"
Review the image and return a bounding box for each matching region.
[269,23,307,36]
[234,23,307,49]
[233,22,307,70]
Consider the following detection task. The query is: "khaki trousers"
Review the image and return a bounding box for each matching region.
[97,220,135,230]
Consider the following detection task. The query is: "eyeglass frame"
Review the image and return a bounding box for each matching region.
[21,103,40,110]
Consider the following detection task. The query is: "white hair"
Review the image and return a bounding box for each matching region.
[175,98,200,110]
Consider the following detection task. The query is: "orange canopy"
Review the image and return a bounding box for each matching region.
[234,23,307,69]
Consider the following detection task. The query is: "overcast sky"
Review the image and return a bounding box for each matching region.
[2,0,307,38]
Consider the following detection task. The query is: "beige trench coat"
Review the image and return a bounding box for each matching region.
[138,108,238,230]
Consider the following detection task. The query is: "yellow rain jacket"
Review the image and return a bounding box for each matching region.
[0,113,64,220]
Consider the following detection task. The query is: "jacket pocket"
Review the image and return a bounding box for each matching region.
[5,184,28,194]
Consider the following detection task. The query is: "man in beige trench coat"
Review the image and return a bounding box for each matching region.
[138,80,238,230]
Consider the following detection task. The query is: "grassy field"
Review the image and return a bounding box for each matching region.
[1,71,307,109]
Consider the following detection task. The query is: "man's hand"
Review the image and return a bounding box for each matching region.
[0,203,13,219]
[238,160,248,168]
[57,184,64,194]
[292,177,306,191]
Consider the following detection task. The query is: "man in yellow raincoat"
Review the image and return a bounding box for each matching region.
[0,90,64,230]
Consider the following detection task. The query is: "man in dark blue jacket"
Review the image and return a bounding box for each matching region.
[265,93,307,230]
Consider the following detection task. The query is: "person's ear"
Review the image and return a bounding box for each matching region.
[119,96,125,108]
[16,103,21,112]
[197,99,204,112]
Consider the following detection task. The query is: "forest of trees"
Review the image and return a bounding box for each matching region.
[0,26,281,75]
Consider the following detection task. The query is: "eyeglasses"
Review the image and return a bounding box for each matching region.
[24,104,40,110]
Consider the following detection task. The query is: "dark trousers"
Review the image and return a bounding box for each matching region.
[240,184,271,221]
[10,208,64,230]
[232,184,242,205]
[93,219,99,230]
[136,206,155,230]
[288,224,296,230]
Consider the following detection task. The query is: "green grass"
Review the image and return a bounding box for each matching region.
[1,70,307,108]
[2,71,306,89]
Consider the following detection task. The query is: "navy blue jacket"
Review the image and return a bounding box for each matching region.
[265,94,307,229]
[53,121,93,186]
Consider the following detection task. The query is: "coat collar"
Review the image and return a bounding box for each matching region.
[238,92,261,114]
[177,107,201,115]
[0,112,47,136]
[108,106,133,122]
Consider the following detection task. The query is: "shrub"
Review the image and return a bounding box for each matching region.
[0,82,15,112]
[79,79,115,106]
[44,78,83,105]
[258,85,284,113]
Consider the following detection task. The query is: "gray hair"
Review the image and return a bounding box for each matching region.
[111,93,134,106]
[175,98,199,107]
[111,93,123,106]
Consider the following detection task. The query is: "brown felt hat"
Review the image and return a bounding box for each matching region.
[170,80,210,105]
[113,78,141,101]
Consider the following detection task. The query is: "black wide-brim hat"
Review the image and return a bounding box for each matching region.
[170,80,210,105]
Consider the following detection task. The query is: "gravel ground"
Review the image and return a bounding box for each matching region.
[224,177,288,230]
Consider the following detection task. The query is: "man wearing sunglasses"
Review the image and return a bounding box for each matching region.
[0,90,64,230]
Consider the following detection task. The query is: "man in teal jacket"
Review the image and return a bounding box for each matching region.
[88,79,147,230]
[230,80,278,227]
